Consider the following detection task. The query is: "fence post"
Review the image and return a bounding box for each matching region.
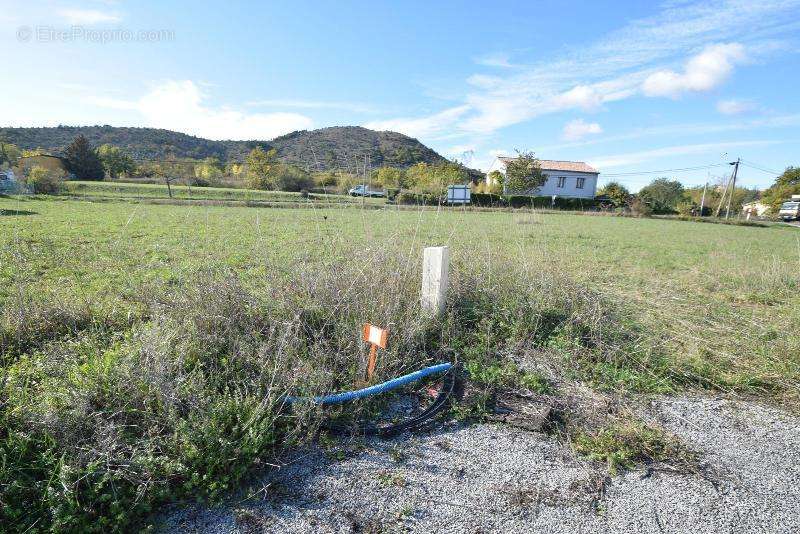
[421,246,449,316]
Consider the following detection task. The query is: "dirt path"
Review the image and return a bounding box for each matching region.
[158,396,800,533]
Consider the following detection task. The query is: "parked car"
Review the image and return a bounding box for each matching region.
[779,199,800,221]
[349,184,385,197]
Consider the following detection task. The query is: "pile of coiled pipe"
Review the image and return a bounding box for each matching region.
[286,362,461,437]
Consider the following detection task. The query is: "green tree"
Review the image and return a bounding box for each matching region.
[637,178,685,213]
[372,166,406,189]
[64,135,104,181]
[271,164,314,192]
[245,147,278,190]
[193,157,224,186]
[504,151,546,194]
[24,166,65,194]
[97,144,135,180]
[597,181,631,208]
[761,167,800,213]
[405,162,468,196]
[0,141,21,167]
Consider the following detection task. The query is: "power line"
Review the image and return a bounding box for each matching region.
[601,163,729,177]
[739,160,780,175]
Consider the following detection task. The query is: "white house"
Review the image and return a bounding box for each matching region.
[486,157,599,199]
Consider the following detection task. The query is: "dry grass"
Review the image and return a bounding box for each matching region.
[1,198,799,531]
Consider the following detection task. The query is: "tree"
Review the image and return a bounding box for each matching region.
[637,178,685,213]
[0,141,21,167]
[372,166,406,189]
[597,181,631,208]
[63,135,104,181]
[245,147,278,190]
[97,144,135,180]
[761,167,800,213]
[193,157,224,186]
[271,164,314,192]
[24,166,65,194]
[504,151,545,194]
[405,162,468,196]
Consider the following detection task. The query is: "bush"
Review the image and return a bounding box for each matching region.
[628,197,653,217]
[470,192,504,206]
[504,195,598,210]
[24,166,65,194]
[395,190,440,205]
[247,164,314,192]
[676,200,699,216]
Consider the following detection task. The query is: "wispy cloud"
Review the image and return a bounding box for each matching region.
[365,0,799,139]
[562,119,603,141]
[474,53,518,68]
[716,98,756,115]
[91,80,313,140]
[364,105,471,139]
[537,112,800,152]
[589,139,780,169]
[246,99,376,114]
[58,8,121,25]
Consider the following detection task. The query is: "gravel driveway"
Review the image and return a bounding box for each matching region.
[158,396,800,533]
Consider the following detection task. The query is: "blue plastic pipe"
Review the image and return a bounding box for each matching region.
[286,362,452,406]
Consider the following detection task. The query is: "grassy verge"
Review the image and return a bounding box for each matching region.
[61,180,384,205]
[1,197,798,531]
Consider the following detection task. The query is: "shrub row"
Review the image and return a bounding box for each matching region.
[394,189,600,210]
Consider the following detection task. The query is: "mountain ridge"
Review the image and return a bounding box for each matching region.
[0,125,458,174]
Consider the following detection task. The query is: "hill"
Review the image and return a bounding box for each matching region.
[0,125,454,173]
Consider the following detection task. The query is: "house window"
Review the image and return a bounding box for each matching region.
[576,177,586,189]
[557,176,566,188]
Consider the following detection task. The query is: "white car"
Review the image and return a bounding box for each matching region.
[348,184,385,197]
[779,200,800,221]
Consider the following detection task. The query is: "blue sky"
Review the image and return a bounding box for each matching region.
[2,0,799,190]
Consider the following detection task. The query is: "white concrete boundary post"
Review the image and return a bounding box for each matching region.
[421,246,449,316]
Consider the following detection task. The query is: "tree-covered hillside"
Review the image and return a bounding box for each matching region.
[0,125,450,172]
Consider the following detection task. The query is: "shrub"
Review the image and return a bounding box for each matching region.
[273,165,314,192]
[676,200,699,216]
[573,421,694,475]
[395,190,440,205]
[504,195,598,210]
[470,192,504,206]
[628,197,652,217]
[24,166,65,194]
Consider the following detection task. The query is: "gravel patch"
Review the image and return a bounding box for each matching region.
[157,396,800,533]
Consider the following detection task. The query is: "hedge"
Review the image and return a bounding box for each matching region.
[504,195,599,210]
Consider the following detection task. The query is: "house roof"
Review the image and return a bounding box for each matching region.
[498,157,599,174]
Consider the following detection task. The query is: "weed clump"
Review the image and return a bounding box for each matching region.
[572,420,696,475]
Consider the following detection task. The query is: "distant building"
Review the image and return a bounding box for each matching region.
[486,157,599,199]
[15,154,69,176]
[0,169,23,193]
[742,200,769,217]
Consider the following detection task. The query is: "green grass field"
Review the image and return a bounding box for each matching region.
[2,195,799,531]
[60,180,385,205]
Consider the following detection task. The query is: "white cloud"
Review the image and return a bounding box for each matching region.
[367,1,797,139]
[716,98,755,115]
[92,80,313,140]
[562,119,603,141]
[552,86,604,111]
[642,43,746,98]
[363,105,470,138]
[58,8,121,25]
[474,53,517,68]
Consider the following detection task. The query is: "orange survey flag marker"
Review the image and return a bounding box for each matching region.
[362,323,388,382]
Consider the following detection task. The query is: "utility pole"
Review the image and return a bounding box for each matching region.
[700,179,708,216]
[724,158,740,219]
